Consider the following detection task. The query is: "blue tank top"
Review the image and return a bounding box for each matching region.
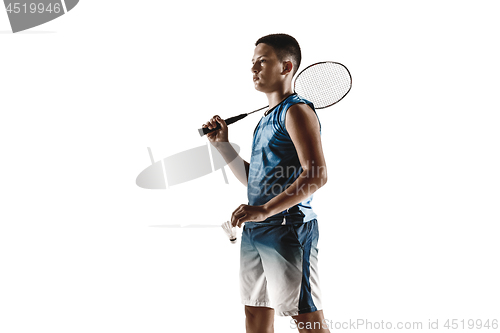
[245,93,321,228]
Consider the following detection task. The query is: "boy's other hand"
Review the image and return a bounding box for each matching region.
[231,204,270,228]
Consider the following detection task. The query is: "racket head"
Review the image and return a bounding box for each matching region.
[293,61,352,109]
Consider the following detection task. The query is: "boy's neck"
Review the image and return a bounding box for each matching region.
[265,86,295,110]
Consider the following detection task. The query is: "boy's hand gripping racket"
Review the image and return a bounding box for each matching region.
[198,61,352,136]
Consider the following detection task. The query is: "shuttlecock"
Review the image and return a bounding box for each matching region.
[221,221,237,243]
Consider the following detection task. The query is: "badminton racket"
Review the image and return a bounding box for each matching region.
[198,61,352,136]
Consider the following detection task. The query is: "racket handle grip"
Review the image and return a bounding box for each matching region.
[198,113,249,137]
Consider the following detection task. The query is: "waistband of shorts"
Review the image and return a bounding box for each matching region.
[244,218,316,229]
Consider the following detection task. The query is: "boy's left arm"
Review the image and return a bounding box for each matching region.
[231,103,327,227]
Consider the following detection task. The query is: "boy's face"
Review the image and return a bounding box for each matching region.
[251,43,288,93]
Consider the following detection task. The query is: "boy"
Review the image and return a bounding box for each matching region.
[202,34,330,333]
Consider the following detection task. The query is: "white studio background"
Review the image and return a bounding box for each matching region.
[0,1,499,332]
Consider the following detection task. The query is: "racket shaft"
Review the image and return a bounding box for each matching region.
[199,113,248,136]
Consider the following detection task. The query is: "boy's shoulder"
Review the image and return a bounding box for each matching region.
[280,94,315,113]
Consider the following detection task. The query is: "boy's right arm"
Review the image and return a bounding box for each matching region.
[202,115,249,186]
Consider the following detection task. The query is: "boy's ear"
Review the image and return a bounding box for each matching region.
[282,61,293,75]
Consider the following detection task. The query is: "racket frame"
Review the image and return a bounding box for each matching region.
[293,61,352,110]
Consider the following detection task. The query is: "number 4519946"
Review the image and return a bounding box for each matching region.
[444,319,498,330]
[6,3,62,14]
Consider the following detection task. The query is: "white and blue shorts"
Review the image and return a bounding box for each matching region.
[239,219,323,317]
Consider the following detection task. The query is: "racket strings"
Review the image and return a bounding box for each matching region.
[294,62,351,109]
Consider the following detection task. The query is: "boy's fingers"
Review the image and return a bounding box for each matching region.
[216,116,227,129]
[202,115,226,133]
[210,117,218,129]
